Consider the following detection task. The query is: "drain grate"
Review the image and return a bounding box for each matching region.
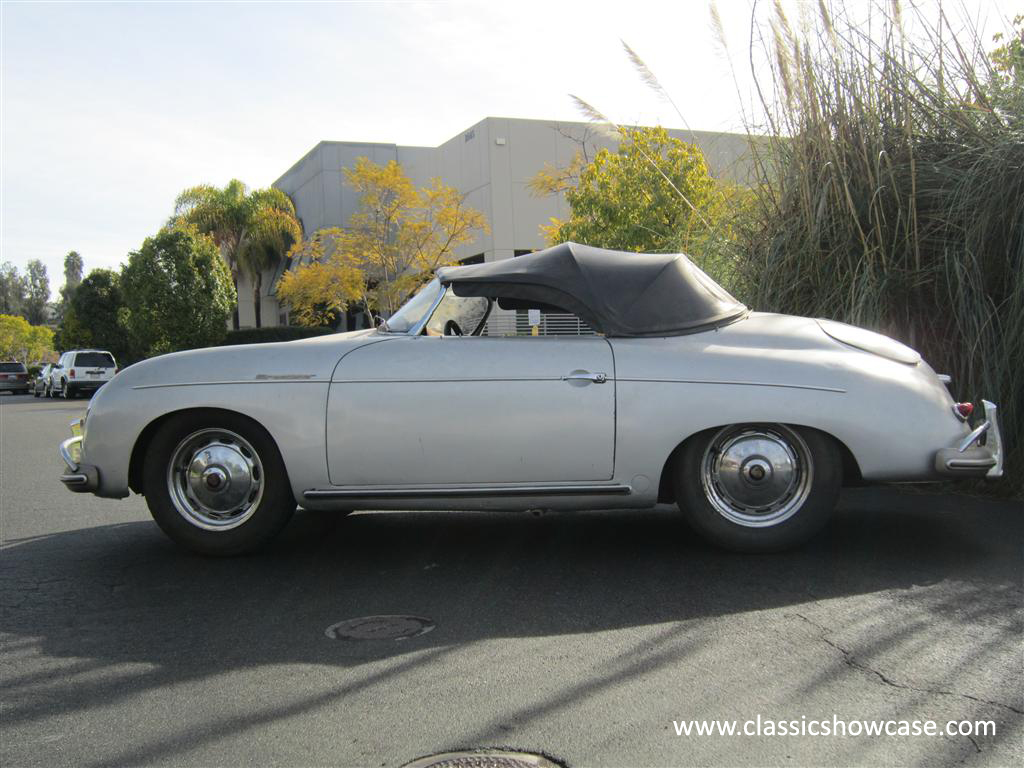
[324,615,434,641]
[402,751,562,768]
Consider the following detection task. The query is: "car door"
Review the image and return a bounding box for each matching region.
[326,335,616,486]
[37,365,51,392]
[51,354,66,388]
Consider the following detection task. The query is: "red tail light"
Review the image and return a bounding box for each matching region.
[954,402,974,420]
[69,369,76,378]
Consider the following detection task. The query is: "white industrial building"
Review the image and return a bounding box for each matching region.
[237,116,752,329]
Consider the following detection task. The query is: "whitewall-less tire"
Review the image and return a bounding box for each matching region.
[674,424,841,552]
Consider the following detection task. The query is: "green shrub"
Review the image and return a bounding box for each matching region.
[120,226,235,358]
[221,326,337,346]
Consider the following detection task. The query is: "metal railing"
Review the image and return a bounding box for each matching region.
[482,312,596,337]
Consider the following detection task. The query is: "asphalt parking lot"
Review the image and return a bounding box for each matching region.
[1,392,1021,767]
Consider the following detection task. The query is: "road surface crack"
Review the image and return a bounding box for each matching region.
[790,613,1023,717]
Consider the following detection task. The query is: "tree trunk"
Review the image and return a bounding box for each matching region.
[253,271,262,328]
[231,271,240,330]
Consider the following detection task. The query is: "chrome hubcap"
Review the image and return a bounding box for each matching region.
[167,429,263,531]
[701,425,813,527]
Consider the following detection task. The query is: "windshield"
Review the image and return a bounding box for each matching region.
[382,279,443,334]
[425,292,491,336]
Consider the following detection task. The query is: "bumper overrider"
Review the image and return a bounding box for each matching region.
[934,400,1004,479]
[59,418,100,493]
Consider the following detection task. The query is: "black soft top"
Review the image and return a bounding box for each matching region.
[437,242,747,337]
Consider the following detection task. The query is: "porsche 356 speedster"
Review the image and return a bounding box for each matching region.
[59,242,1003,554]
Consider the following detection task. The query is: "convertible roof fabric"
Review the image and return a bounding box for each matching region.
[437,242,747,337]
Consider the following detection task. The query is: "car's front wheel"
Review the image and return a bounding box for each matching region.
[674,424,841,552]
[142,410,296,556]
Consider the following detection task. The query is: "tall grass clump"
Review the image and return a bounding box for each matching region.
[733,2,1023,496]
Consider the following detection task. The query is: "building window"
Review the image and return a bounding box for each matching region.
[513,249,533,258]
[460,253,485,266]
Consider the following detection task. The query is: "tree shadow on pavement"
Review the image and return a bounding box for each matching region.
[1,486,1021,761]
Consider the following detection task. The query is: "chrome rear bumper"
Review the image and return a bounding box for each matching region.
[59,418,100,493]
[935,400,1003,478]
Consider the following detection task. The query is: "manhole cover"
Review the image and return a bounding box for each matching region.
[324,615,434,641]
[402,751,562,768]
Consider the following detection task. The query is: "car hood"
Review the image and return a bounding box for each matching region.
[106,329,383,391]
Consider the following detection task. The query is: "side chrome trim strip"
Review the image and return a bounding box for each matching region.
[132,380,329,390]
[331,376,564,384]
[303,483,632,500]
[617,377,846,393]
[328,377,840,391]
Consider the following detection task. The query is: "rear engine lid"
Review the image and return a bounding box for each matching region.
[816,319,921,365]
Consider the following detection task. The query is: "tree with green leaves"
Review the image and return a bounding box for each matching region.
[120,226,236,357]
[63,251,84,291]
[56,269,130,362]
[0,262,26,316]
[988,14,1023,122]
[23,260,50,325]
[530,126,718,254]
[58,251,85,321]
[172,179,302,328]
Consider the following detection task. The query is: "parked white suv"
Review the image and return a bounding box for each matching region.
[48,350,118,399]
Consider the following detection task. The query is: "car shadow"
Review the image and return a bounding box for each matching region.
[2,487,1021,736]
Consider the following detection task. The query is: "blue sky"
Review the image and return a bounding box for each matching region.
[1,0,1013,298]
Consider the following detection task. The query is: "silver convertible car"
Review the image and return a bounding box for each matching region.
[59,243,1003,555]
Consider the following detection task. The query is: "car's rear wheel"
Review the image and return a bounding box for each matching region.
[674,424,841,552]
[142,410,296,556]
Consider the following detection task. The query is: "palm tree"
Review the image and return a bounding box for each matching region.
[173,180,302,328]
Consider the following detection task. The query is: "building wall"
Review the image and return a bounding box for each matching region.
[255,117,753,328]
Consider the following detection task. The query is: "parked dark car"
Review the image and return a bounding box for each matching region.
[0,361,31,394]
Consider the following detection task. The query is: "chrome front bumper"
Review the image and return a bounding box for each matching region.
[935,400,1004,478]
[59,418,99,493]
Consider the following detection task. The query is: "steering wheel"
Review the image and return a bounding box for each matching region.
[443,319,464,337]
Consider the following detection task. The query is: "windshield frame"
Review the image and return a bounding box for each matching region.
[379,278,447,336]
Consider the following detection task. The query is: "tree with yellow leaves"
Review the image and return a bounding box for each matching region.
[0,314,54,361]
[277,158,489,326]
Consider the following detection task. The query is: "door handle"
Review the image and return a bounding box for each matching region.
[562,371,608,384]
